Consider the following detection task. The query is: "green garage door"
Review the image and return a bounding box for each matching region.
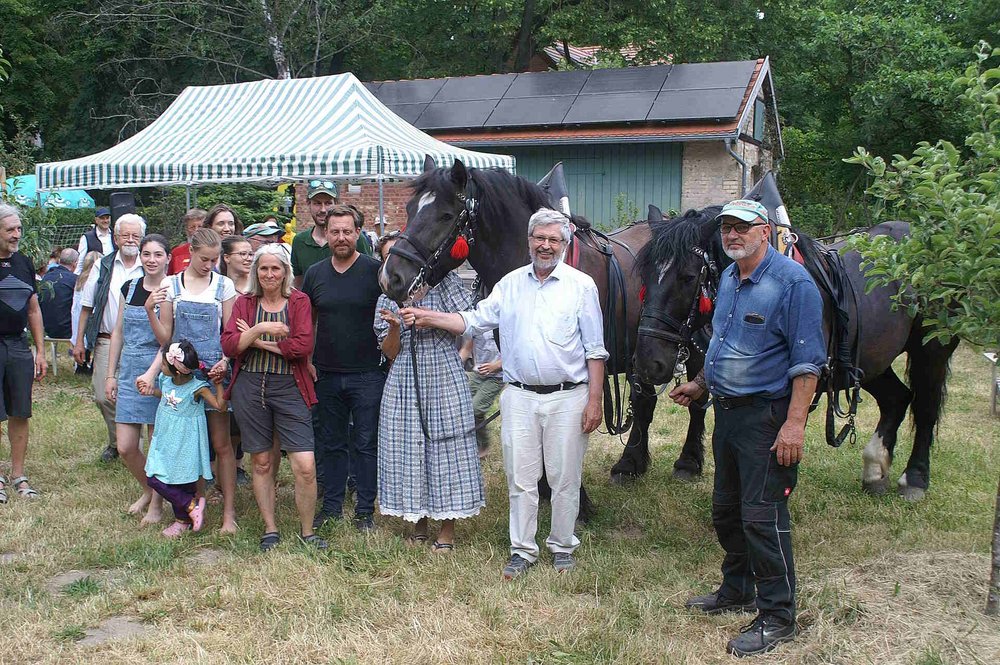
[506,143,682,227]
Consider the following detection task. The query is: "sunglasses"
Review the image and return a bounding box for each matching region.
[309,180,336,190]
[720,221,768,235]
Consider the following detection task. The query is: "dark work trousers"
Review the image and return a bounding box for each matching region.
[314,369,384,517]
[712,395,797,623]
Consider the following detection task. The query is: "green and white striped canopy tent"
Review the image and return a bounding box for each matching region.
[35,72,514,190]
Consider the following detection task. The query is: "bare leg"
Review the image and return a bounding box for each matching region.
[271,433,281,486]
[140,424,163,524]
[207,411,237,533]
[288,451,317,538]
[8,417,29,479]
[434,519,455,553]
[117,423,152,513]
[251,451,277,534]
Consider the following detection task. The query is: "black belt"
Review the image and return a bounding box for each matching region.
[509,381,584,395]
[713,395,757,410]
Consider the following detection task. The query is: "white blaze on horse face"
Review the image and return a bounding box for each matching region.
[656,259,674,284]
[417,192,436,213]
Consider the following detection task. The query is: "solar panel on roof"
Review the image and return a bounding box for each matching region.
[375,79,446,104]
[579,66,670,94]
[563,92,657,124]
[416,100,497,129]
[505,70,590,98]
[661,61,756,91]
[648,88,745,121]
[435,74,517,102]
[484,97,574,127]
[386,103,428,125]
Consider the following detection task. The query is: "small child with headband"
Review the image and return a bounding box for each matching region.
[143,340,227,538]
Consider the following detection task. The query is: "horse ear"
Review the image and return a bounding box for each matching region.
[647,204,664,222]
[450,159,468,189]
[423,155,436,172]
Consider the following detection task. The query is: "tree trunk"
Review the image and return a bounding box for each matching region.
[259,0,291,79]
[988,473,1000,615]
[511,0,537,72]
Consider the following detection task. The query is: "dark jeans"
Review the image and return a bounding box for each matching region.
[712,395,797,623]
[314,369,384,516]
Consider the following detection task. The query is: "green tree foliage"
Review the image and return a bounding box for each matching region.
[846,43,999,348]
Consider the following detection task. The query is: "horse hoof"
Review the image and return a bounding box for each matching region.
[899,485,926,502]
[610,473,638,487]
[671,468,700,482]
[863,478,890,496]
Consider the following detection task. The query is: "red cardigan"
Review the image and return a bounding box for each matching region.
[221,289,317,407]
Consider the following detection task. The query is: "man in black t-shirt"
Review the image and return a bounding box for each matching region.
[302,207,385,531]
[39,248,79,339]
[0,203,48,503]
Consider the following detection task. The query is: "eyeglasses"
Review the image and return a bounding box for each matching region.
[720,222,767,235]
[529,234,564,246]
[309,180,336,190]
[118,233,143,241]
[227,251,253,259]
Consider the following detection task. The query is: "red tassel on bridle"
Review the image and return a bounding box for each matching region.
[450,235,469,261]
[638,285,647,303]
[698,286,713,315]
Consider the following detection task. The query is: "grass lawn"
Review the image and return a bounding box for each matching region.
[1,344,998,663]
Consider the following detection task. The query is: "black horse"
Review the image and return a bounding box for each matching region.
[631,207,958,500]
[379,159,710,509]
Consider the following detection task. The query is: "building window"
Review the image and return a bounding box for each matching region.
[754,99,766,142]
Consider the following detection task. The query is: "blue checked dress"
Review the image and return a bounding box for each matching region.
[374,273,485,522]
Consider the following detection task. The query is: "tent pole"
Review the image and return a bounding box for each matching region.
[185,186,191,210]
[378,176,385,236]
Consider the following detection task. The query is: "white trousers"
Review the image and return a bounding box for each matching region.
[500,383,589,563]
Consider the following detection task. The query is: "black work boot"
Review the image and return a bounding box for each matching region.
[726,613,797,657]
[684,589,756,615]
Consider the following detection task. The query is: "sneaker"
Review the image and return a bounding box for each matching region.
[298,533,329,550]
[685,589,757,615]
[726,613,797,657]
[235,467,250,486]
[353,513,375,533]
[312,510,341,530]
[100,445,119,463]
[502,554,534,580]
[553,552,576,573]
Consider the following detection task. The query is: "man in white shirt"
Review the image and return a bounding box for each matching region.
[74,207,115,274]
[73,214,146,462]
[401,208,607,579]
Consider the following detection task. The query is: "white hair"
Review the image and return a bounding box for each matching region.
[248,243,293,298]
[527,208,572,243]
[0,202,21,223]
[114,213,147,236]
[59,247,79,266]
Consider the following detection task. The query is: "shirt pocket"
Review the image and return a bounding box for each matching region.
[544,309,577,347]
[728,319,767,356]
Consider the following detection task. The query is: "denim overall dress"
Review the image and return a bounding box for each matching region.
[115,278,160,425]
[171,273,230,412]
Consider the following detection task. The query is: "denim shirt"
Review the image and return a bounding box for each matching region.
[704,245,825,398]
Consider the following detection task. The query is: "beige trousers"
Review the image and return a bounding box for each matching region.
[90,338,117,447]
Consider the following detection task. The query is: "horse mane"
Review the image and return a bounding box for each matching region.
[636,206,724,273]
[409,166,592,229]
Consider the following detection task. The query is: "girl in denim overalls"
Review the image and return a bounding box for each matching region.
[147,228,238,533]
[105,234,171,524]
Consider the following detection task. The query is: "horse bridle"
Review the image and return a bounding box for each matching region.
[637,246,719,369]
[388,185,479,301]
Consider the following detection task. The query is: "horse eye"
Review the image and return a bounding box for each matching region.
[679,274,695,284]
[440,211,454,222]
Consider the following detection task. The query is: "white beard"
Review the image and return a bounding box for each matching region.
[120,245,139,258]
[723,236,762,261]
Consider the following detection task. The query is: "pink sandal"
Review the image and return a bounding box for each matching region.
[162,520,192,538]
[189,497,207,532]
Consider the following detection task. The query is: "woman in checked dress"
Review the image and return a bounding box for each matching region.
[374,236,484,552]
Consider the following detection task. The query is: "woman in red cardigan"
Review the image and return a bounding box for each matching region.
[221,244,326,551]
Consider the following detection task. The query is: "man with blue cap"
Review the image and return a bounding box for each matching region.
[74,206,115,274]
[669,198,825,657]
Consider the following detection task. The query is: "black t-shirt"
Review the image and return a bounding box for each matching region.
[119,278,152,307]
[302,254,383,373]
[0,252,37,337]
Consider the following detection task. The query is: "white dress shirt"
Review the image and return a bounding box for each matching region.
[462,261,608,386]
[79,252,144,334]
[75,227,114,274]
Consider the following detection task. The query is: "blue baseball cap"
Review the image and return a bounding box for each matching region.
[95,207,111,217]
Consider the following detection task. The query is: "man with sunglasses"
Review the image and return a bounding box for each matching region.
[291,182,372,290]
[668,199,824,657]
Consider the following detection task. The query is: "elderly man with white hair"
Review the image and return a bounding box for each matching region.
[401,208,607,580]
[74,213,147,462]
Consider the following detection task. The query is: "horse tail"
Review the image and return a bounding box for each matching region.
[904,332,953,436]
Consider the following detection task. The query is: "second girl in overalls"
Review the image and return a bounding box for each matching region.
[145,227,238,533]
[105,233,171,524]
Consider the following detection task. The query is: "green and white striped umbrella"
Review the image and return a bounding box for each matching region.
[36,73,514,191]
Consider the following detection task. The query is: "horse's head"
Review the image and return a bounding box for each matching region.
[633,206,724,385]
[380,157,472,303]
